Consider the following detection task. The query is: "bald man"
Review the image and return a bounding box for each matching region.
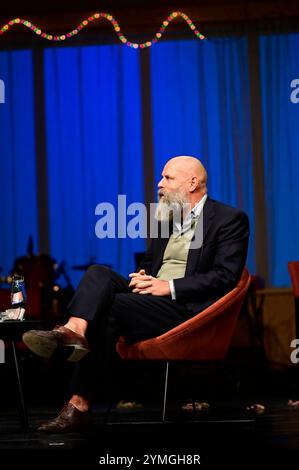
[23,156,249,433]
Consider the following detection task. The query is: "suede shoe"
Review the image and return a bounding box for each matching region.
[22,325,90,362]
[38,402,92,433]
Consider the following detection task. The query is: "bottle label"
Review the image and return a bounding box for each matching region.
[11,292,23,305]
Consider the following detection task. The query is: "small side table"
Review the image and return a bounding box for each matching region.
[0,319,51,431]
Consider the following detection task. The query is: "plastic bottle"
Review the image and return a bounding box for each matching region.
[11,275,26,308]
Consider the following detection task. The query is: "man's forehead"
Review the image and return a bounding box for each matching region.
[163,161,177,174]
[162,161,185,176]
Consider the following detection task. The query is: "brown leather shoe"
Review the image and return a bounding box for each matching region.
[38,403,92,433]
[22,325,90,362]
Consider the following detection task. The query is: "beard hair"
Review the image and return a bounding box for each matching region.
[155,190,190,222]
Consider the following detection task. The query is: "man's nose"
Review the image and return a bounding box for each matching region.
[158,179,163,188]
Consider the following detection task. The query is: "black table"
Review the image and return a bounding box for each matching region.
[0,319,52,430]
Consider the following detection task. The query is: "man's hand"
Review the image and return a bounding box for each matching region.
[129,270,170,296]
[128,269,147,288]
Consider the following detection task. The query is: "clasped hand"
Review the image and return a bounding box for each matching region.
[128,269,170,296]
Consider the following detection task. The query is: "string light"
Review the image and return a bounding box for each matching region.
[0,11,205,46]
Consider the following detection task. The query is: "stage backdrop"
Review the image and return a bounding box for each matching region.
[259,33,299,286]
[0,50,38,275]
[1,35,299,286]
[44,45,145,286]
[150,38,256,275]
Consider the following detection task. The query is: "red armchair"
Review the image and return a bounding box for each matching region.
[116,268,251,422]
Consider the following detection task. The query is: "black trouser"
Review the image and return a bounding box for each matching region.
[67,265,192,401]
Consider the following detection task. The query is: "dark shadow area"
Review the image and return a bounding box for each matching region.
[1,344,299,468]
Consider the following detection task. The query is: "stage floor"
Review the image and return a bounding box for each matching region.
[1,397,299,468]
[1,345,299,467]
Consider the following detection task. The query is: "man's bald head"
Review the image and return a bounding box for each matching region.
[165,156,207,189]
[155,155,207,221]
[157,155,207,210]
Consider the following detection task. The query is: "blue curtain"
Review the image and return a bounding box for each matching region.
[260,34,299,286]
[3,36,298,287]
[0,50,38,276]
[150,39,256,274]
[44,45,144,287]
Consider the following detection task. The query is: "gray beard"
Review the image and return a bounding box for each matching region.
[155,192,190,223]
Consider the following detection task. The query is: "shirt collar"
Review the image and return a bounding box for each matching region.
[190,193,208,220]
[173,193,208,233]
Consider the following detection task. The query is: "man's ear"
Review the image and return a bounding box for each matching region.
[189,176,198,192]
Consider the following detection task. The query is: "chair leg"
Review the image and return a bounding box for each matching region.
[103,399,115,425]
[162,361,169,423]
[105,361,170,426]
[11,341,28,431]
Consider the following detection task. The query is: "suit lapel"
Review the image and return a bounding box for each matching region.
[185,198,215,275]
[202,197,216,242]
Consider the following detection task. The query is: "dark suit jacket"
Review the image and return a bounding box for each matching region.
[139,197,249,314]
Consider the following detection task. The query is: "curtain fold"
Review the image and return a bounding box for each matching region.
[2,36,298,287]
[150,39,256,274]
[0,50,38,276]
[44,45,144,286]
[260,34,299,285]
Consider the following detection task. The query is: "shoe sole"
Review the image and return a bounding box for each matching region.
[37,418,92,433]
[67,345,90,362]
[23,332,90,362]
[22,332,57,359]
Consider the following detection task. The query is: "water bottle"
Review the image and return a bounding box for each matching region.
[11,274,26,308]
